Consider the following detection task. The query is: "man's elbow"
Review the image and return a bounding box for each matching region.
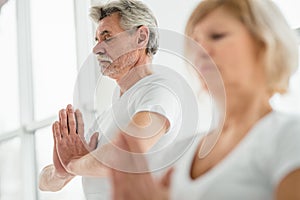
[38,177,66,192]
[39,185,59,192]
[38,167,65,192]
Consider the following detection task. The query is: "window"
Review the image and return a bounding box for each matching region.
[30,0,77,120]
[0,138,22,200]
[36,127,85,200]
[0,0,89,199]
[30,0,85,199]
[0,0,19,134]
[0,1,299,200]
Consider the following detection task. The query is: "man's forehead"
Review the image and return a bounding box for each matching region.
[97,13,122,33]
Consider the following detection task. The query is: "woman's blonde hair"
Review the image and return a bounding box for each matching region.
[186,0,299,94]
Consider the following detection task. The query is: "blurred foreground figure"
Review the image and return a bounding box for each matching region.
[110,0,300,200]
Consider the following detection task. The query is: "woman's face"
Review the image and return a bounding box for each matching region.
[191,7,266,97]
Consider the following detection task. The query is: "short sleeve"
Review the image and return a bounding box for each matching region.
[84,109,109,142]
[132,84,181,131]
[271,118,300,186]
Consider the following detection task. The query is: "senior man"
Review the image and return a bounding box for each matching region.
[39,0,182,199]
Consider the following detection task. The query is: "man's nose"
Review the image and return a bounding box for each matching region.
[93,41,106,55]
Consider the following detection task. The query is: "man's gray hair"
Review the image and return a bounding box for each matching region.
[90,0,159,56]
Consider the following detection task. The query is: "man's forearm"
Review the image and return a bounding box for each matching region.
[39,164,74,192]
[65,112,168,177]
[67,150,109,177]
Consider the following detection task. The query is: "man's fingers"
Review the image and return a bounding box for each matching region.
[75,109,84,136]
[59,109,69,137]
[53,121,62,142]
[89,132,99,149]
[89,132,99,150]
[67,104,77,134]
[52,123,56,142]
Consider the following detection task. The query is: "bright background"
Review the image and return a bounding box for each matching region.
[0,0,299,199]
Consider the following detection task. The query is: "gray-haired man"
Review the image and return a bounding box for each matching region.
[39,0,181,199]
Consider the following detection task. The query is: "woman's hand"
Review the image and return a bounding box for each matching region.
[110,133,173,200]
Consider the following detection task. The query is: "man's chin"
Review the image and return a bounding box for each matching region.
[101,71,111,77]
[101,69,117,79]
[101,65,111,75]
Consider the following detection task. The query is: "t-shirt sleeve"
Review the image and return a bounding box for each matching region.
[132,84,181,132]
[84,109,109,142]
[271,118,300,187]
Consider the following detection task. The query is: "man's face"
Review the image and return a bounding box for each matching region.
[93,13,139,80]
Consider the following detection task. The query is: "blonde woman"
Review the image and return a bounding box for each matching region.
[110,0,300,199]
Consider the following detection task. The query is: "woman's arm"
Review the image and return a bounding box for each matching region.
[276,169,300,200]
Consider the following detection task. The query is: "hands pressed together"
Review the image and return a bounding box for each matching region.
[51,104,172,200]
[52,104,99,177]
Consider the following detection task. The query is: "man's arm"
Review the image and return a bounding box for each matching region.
[39,106,98,191]
[39,164,74,192]
[38,122,75,191]
[53,105,100,176]
[121,111,170,153]
[65,111,169,177]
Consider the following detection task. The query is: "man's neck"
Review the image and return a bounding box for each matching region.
[117,56,153,95]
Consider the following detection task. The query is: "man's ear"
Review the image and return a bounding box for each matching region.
[136,25,149,49]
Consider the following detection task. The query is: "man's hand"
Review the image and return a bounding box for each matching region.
[52,123,72,178]
[53,105,99,172]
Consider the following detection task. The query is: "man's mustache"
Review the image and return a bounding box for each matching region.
[96,55,113,63]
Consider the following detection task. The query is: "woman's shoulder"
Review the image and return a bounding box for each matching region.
[259,111,300,186]
[257,110,300,134]
[252,110,300,161]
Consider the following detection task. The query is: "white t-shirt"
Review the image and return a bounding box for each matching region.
[82,66,198,200]
[170,111,300,200]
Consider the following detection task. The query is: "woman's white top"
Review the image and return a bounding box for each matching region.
[171,111,300,200]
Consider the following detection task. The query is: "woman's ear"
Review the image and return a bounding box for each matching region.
[136,25,149,49]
